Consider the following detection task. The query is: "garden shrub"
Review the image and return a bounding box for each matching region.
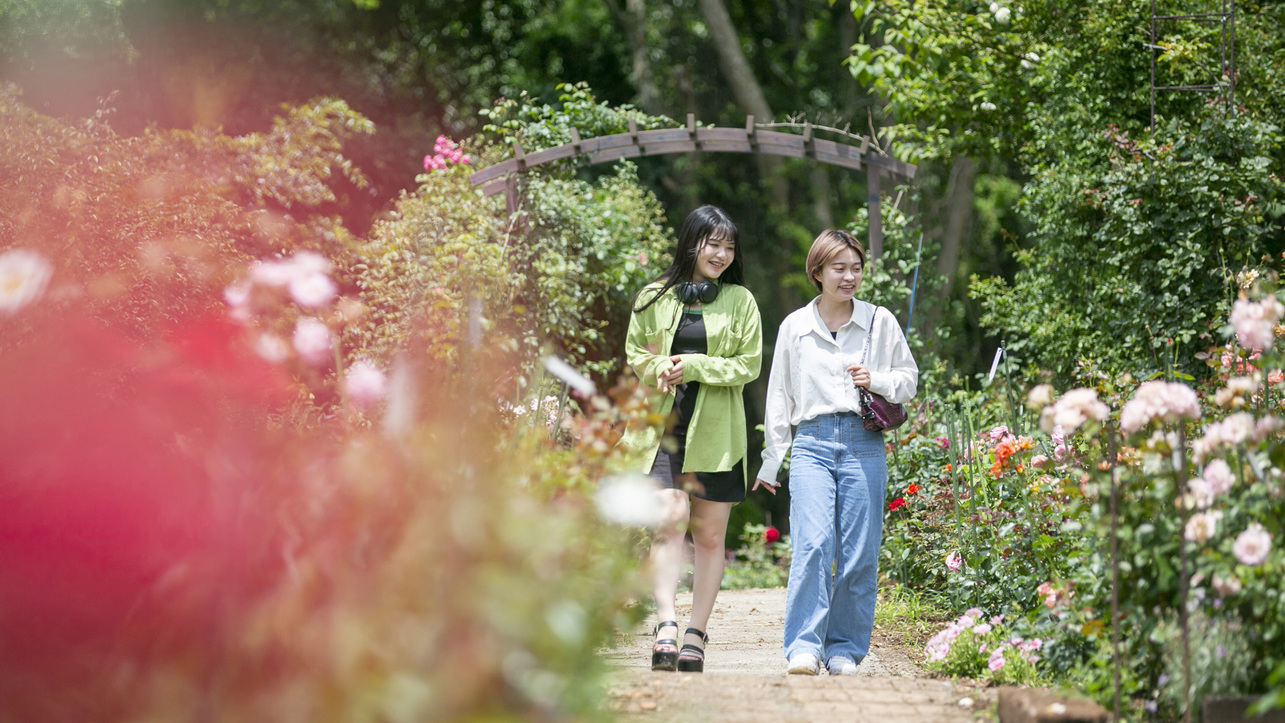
[723,523,791,590]
[891,280,1285,718]
[0,84,371,343]
[350,84,675,390]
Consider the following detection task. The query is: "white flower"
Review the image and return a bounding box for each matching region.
[1026,384,1054,409]
[1119,381,1200,434]
[1215,412,1256,449]
[248,260,296,287]
[1201,458,1236,496]
[290,250,333,276]
[223,280,251,309]
[980,101,997,111]
[995,6,1011,23]
[344,359,388,410]
[989,2,999,12]
[1040,387,1110,434]
[1185,477,1215,510]
[1212,573,1243,597]
[1233,523,1271,566]
[289,272,338,309]
[254,333,290,364]
[1184,510,1223,544]
[594,474,663,527]
[0,248,54,315]
[1215,375,1260,409]
[1021,52,1041,69]
[292,317,333,365]
[1230,297,1282,351]
[1195,415,1254,464]
[1255,415,1283,441]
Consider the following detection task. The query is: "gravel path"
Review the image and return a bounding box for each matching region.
[604,587,992,721]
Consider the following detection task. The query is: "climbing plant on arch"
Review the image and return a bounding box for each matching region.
[468,114,917,260]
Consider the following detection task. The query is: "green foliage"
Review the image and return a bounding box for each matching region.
[974,110,1284,383]
[481,81,676,156]
[0,84,367,340]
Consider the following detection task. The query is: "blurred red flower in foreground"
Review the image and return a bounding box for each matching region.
[0,312,294,717]
[764,526,781,544]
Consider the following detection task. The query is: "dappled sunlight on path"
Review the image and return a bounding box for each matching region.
[603,588,992,720]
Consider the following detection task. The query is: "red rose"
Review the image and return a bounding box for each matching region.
[887,497,906,511]
[764,526,781,544]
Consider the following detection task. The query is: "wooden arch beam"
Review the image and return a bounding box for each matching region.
[468,115,916,259]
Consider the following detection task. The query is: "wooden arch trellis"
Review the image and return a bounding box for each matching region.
[468,114,917,260]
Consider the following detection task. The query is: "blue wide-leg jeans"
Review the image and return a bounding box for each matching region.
[783,412,887,665]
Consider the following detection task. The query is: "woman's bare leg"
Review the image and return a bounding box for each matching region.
[651,488,691,632]
[686,496,733,649]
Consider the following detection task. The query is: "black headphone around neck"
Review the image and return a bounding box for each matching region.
[674,280,719,305]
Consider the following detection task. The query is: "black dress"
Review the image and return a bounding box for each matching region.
[647,309,746,503]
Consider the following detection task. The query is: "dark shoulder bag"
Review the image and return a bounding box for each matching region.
[857,306,909,432]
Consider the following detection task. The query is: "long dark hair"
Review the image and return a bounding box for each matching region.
[633,204,744,313]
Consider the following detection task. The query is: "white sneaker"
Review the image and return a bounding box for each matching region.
[787,652,821,675]
[827,656,859,676]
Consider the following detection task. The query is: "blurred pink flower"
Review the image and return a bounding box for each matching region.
[973,623,993,635]
[1040,388,1109,434]
[254,333,289,364]
[1184,510,1223,544]
[1212,573,1243,597]
[289,273,337,309]
[1233,523,1271,566]
[988,425,1010,441]
[0,249,53,315]
[1026,383,1054,409]
[344,359,387,410]
[1230,297,1282,351]
[1201,459,1236,496]
[292,317,332,365]
[248,260,295,287]
[1036,581,1058,608]
[946,551,962,571]
[988,649,1005,672]
[1119,381,1200,434]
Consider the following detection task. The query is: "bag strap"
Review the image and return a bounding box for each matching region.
[858,304,881,367]
[857,305,881,403]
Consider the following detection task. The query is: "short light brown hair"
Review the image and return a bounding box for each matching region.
[805,229,866,291]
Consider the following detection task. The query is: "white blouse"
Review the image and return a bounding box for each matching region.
[756,297,919,483]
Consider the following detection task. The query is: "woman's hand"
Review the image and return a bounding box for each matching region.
[846,363,871,389]
[657,355,685,393]
[751,478,778,495]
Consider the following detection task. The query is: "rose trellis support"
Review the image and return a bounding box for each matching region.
[467,113,917,261]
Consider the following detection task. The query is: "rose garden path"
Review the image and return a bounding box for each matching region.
[603,588,991,722]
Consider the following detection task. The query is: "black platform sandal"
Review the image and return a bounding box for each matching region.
[651,620,679,671]
[676,628,709,673]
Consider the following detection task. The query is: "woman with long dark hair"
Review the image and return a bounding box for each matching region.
[621,205,762,673]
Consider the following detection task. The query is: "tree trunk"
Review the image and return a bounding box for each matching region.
[696,0,773,121]
[811,167,833,231]
[602,0,664,115]
[936,155,976,297]
[696,0,798,321]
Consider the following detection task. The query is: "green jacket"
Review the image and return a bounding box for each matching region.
[620,281,763,480]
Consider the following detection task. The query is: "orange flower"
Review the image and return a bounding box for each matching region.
[944,463,952,474]
[906,483,920,496]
